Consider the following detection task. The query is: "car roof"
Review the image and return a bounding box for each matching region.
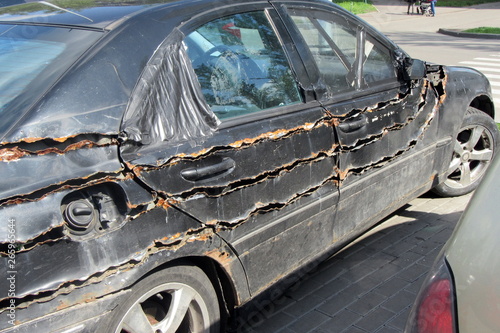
[0,0,181,30]
[0,0,320,30]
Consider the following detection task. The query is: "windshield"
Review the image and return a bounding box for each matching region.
[0,24,102,140]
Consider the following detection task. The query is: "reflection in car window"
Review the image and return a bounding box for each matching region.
[290,11,358,95]
[185,11,302,120]
[363,37,396,85]
[0,38,64,113]
[0,24,103,140]
[290,9,396,96]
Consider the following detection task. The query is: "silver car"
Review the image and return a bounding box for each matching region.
[406,153,500,333]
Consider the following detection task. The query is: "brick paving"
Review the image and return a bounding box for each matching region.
[234,192,472,332]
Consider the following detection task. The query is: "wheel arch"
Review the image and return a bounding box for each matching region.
[126,254,241,329]
[470,94,495,119]
[432,106,499,197]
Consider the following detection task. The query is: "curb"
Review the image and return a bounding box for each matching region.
[438,28,500,39]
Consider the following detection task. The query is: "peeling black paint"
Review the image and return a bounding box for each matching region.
[0,1,494,332]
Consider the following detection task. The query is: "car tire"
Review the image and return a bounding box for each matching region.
[109,265,220,333]
[433,107,499,197]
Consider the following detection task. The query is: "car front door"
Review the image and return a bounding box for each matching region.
[275,2,439,242]
[120,5,340,296]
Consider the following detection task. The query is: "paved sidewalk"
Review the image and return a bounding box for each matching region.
[234,193,472,332]
[360,0,500,33]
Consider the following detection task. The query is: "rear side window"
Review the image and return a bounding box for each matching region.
[185,11,302,120]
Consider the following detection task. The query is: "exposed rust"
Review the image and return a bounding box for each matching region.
[209,174,339,230]
[56,299,71,311]
[156,197,172,209]
[0,172,134,208]
[129,163,145,177]
[0,225,216,312]
[205,248,232,266]
[2,133,83,145]
[336,167,350,182]
[149,120,328,169]
[17,137,47,144]
[0,138,118,163]
[324,110,341,127]
[0,224,66,254]
[55,292,103,311]
[0,147,27,162]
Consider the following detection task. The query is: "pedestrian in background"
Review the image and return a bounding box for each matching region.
[430,0,437,16]
[407,0,417,14]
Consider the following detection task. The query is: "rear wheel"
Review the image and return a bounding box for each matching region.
[433,107,498,197]
[110,265,220,333]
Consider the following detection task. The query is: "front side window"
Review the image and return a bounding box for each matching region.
[289,9,397,96]
[362,37,396,85]
[185,11,302,120]
[290,11,358,94]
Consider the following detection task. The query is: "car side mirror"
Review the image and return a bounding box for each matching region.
[403,58,426,80]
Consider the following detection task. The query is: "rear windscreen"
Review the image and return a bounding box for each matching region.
[0,24,102,139]
[0,37,65,112]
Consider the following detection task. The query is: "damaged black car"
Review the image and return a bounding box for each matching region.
[0,0,498,332]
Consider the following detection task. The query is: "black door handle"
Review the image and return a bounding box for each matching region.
[181,157,235,181]
[338,114,368,133]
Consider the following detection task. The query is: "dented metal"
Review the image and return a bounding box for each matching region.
[0,1,495,332]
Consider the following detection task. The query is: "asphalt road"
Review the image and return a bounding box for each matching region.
[360,0,500,121]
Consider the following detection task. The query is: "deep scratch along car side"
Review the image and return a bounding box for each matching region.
[0,0,497,332]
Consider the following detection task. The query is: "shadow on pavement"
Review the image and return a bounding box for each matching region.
[231,192,468,332]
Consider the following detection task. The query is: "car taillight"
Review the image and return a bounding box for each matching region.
[417,278,453,333]
[405,257,457,333]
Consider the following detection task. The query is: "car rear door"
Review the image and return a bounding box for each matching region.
[120,4,340,296]
[274,1,439,242]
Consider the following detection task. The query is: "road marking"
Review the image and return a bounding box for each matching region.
[484,74,500,80]
[468,67,500,73]
[473,58,500,62]
[458,55,500,119]
[460,61,500,67]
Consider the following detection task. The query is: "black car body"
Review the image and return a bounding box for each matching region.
[0,0,497,332]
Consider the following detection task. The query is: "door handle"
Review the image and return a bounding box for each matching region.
[337,114,367,133]
[181,157,235,182]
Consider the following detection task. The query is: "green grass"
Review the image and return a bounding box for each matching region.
[497,123,500,131]
[334,0,377,14]
[334,0,499,14]
[437,0,500,6]
[463,27,500,34]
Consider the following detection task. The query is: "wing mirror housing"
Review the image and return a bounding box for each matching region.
[394,49,426,81]
[405,58,427,80]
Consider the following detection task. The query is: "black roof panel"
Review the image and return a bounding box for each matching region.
[0,0,176,29]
